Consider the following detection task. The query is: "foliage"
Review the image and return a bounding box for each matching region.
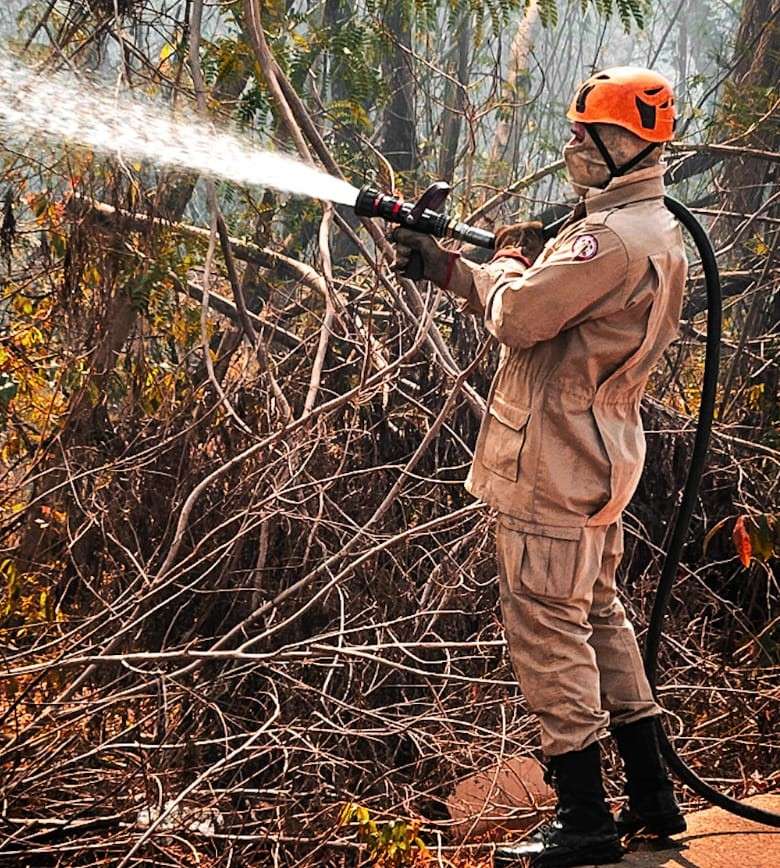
[339,803,429,866]
[580,0,646,30]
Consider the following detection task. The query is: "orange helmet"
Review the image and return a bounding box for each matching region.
[567,66,677,143]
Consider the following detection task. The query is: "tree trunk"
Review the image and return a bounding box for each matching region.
[715,0,779,429]
[721,0,780,218]
[489,0,539,173]
[675,5,688,106]
[437,14,472,183]
[381,0,416,174]
[323,0,351,137]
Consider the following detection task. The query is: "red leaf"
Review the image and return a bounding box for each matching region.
[732,516,752,568]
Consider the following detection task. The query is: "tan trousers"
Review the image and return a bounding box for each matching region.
[496,513,659,757]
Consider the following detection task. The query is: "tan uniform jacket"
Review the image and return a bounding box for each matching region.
[464,165,687,529]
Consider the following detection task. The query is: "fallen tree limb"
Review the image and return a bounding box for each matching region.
[668,141,780,164]
[467,142,780,227]
[69,194,326,297]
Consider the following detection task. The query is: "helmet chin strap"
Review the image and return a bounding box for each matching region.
[584,124,658,187]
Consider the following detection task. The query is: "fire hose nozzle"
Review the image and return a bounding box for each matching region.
[354,183,496,279]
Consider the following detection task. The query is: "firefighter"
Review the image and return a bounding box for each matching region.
[391,67,687,867]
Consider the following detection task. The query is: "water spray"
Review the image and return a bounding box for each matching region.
[0,50,359,207]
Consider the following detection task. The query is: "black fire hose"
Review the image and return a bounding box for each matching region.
[648,197,780,827]
[356,184,780,828]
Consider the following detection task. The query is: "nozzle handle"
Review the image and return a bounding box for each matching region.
[407,181,451,225]
[403,250,425,280]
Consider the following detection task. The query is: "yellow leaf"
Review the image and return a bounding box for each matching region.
[337,803,355,826]
[753,237,769,256]
[747,514,776,563]
[13,296,33,315]
[39,590,49,620]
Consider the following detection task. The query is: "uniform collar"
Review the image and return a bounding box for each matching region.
[583,164,666,214]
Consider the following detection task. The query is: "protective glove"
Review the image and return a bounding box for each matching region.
[389,227,474,298]
[492,220,546,265]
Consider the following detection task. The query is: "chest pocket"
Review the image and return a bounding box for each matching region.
[481,394,531,483]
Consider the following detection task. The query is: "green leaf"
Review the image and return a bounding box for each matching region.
[538,0,559,27]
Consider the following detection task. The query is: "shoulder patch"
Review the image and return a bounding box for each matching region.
[572,234,599,261]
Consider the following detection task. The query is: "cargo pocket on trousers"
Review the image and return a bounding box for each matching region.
[481,394,531,483]
[498,516,582,600]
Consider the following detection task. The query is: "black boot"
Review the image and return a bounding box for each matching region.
[613,716,686,837]
[494,742,623,868]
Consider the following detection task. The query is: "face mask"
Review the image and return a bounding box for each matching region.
[563,138,610,193]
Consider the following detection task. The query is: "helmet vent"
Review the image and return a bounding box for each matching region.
[595,74,611,80]
[644,86,663,95]
[576,83,596,113]
[635,96,657,130]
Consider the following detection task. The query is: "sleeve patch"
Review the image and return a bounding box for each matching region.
[572,234,599,261]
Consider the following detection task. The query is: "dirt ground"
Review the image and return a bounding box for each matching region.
[616,793,780,868]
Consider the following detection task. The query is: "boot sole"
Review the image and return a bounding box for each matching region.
[493,841,624,868]
[528,840,624,867]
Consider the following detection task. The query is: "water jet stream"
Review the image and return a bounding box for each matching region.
[0,50,359,207]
